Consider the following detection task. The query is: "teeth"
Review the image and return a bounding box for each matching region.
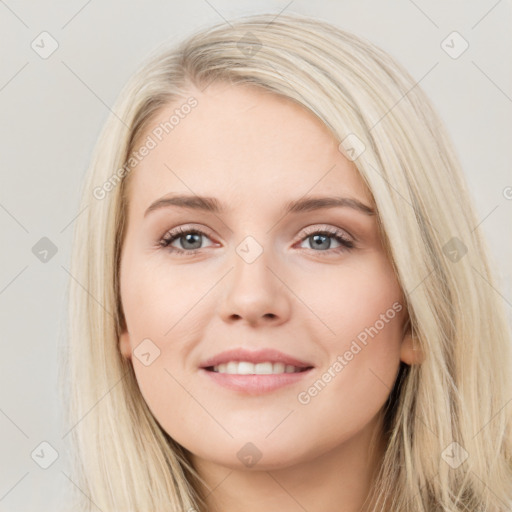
[211,361,305,374]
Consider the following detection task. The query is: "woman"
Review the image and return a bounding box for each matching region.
[61,12,512,511]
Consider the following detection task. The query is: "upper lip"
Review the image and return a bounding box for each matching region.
[199,348,314,369]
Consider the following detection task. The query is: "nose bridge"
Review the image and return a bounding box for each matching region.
[234,235,272,284]
[218,232,291,325]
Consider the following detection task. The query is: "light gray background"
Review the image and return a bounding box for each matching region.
[1,1,511,510]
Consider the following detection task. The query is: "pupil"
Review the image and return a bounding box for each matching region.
[183,233,201,250]
[312,234,330,250]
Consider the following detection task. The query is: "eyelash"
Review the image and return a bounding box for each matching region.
[159,225,355,256]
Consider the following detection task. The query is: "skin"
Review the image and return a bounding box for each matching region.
[118,81,423,512]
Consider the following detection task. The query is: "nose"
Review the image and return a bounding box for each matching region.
[217,248,292,327]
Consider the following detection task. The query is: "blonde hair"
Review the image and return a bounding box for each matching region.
[60,12,512,511]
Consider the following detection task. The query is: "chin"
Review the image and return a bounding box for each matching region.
[209,439,308,471]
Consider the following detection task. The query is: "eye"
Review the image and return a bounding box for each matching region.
[159,226,215,255]
[296,225,355,254]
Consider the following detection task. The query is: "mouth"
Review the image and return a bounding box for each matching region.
[204,361,314,375]
[200,361,314,395]
[198,347,315,394]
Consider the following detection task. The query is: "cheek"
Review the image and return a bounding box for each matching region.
[297,256,405,399]
[121,254,199,337]
[119,256,209,413]
[299,254,404,346]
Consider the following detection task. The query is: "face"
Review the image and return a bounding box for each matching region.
[118,81,418,471]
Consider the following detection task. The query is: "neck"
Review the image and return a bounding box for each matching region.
[190,413,387,512]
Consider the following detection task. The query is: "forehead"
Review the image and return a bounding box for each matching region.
[126,82,373,210]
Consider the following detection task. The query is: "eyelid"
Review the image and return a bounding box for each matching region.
[162,223,215,236]
[159,223,218,246]
[298,224,354,243]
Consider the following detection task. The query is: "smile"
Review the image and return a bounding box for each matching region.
[201,365,314,395]
[208,361,310,374]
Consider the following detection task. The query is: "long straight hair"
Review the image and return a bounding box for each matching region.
[60,12,512,511]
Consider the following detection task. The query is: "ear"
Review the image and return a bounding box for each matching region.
[400,318,425,365]
[119,328,132,361]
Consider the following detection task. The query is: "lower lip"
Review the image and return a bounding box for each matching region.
[199,368,314,395]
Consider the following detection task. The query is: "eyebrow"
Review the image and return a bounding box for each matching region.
[144,194,376,218]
